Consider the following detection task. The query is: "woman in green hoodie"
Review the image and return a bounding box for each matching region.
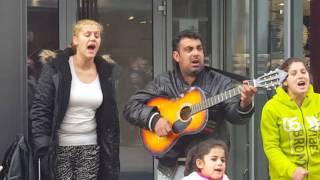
[261,57,320,180]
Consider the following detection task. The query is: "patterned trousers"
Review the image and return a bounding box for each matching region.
[56,145,100,180]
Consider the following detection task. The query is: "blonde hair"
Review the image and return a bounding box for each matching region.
[70,19,104,49]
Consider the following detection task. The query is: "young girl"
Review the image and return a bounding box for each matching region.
[183,139,230,180]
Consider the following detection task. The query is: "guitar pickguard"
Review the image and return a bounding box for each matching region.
[172,103,193,133]
[172,119,191,133]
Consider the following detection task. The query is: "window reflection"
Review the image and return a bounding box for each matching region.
[97,0,152,145]
[227,0,250,76]
[172,0,211,65]
[303,0,310,61]
[268,0,285,71]
[26,0,59,161]
[267,0,310,71]
[27,2,59,79]
[27,1,59,109]
[96,0,153,179]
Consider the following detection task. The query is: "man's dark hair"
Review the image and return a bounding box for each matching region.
[172,30,204,51]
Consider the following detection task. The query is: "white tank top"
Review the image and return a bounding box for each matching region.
[58,57,103,146]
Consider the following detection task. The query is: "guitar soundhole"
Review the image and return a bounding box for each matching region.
[180,106,192,122]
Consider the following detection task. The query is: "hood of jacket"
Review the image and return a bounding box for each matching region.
[272,85,315,108]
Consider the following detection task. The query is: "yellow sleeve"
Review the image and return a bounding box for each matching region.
[260,104,297,178]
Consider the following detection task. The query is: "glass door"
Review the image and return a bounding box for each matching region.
[153,1,221,179]
[159,0,219,70]
[96,1,153,179]
[155,0,252,179]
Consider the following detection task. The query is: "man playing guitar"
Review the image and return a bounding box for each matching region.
[123,30,257,180]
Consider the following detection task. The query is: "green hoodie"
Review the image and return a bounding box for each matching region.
[261,85,320,180]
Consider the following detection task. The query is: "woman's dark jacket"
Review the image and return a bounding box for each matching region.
[30,48,120,180]
[123,65,253,176]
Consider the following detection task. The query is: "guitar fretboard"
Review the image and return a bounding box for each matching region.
[191,80,254,114]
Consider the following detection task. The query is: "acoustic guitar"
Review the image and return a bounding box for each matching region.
[141,69,288,156]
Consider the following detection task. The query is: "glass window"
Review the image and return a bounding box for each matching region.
[27,0,59,109]
[96,0,153,179]
[226,0,251,76]
[303,0,310,61]
[255,0,285,76]
[172,0,212,65]
[225,1,251,179]
[268,0,285,71]
[257,0,310,73]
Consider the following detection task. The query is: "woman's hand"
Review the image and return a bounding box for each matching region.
[292,167,308,180]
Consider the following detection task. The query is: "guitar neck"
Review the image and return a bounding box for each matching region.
[191,80,254,114]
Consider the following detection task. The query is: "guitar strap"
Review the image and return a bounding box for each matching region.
[208,66,249,82]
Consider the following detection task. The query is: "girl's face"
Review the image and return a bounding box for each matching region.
[73,24,101,60]
[196,147,226,180]
[285,62,310,98]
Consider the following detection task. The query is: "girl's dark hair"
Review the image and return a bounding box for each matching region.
[279,57,309,73]
[279,57,312,91]
[184,139,228,176]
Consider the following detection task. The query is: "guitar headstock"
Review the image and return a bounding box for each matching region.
[254,68,288,89]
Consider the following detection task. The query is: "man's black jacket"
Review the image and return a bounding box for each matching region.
[123,66,254,174]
